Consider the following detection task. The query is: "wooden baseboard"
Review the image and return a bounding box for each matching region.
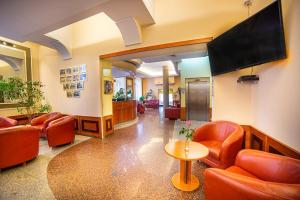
[242,125,300,160]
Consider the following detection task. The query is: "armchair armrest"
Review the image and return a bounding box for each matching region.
[47,116,74,130]
[234,149,300,184]
[204,168,300,200]
[219,128,244,168]
[30,114,47,126]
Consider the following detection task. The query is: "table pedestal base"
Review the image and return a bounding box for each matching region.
[171,160,200,191]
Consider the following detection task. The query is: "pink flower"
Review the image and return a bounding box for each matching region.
[185,120,192,127]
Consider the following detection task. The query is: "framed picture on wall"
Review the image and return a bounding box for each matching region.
[80,73,87,81]
[70,83,76,89]
[104,80,113,94]
[63,83,70,90]
[66,76,72,82]
[73,66,79,74]
[80,64,86,73]
[66,91,73,98]
[60,69,66,77]
[73,74,80,81]
[66,68,72,75]
[60,77,66,83]
[77,81,84,90]
[73,90,80,98]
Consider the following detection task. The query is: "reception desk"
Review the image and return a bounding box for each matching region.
[113,100,137,125]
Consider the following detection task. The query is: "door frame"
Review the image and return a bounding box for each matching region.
[185,77,210,121]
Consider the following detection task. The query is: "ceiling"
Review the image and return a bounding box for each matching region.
[0,0,154,58]
[137,61,177,77]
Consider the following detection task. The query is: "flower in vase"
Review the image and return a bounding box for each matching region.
[179,121,195,141]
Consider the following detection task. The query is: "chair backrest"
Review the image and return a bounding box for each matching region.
[0,116,18,128]
[236,149,300,184]
[203,121,241,142]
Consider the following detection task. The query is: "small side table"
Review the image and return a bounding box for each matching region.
[165,140,209,191]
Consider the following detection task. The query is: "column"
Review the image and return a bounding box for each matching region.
[163,65,169,108]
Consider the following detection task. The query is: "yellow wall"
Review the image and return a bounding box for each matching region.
[142,76,180,99]
[100,59,113,116]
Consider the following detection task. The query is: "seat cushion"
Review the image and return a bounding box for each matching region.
[226,166,258,179]
[200,140,222,160]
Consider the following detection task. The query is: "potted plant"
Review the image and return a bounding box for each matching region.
[178,120,195,151]
[0,77,51,121]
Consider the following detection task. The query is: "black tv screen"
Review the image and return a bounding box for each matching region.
[207,0,286,76]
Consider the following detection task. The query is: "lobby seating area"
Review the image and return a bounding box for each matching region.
[0,0,300,199]
[204,149,300,200]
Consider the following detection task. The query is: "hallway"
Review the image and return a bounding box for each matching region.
[47,109,207,200]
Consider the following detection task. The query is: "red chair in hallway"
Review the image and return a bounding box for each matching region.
[193,120,244,169]
[204,149,300,200]
[137,103,145,114]
[165,107,180,120]
[145,99,159,109]
[46,116,75,148]
[31,112,62,138]
[0,126,40,170]
[0,116,18,128]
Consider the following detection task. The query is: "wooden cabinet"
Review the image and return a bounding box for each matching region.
[113,100,137,125]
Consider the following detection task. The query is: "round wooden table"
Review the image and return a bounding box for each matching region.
[165,140,209,191]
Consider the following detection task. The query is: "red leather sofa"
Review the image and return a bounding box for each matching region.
[193,120,244,169]
[0,116,17,128]
[204,149,300,200]
[145,99,159,109]
[165,107,180,120]
[31,112,62,138]
[46,116,75,147]
[0,126,40,170]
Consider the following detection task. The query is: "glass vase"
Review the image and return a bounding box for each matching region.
[184,139,190,152]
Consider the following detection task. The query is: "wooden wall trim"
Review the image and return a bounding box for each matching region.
[102,115,114,137]
[99,37,213,59]
[242,125,300,160]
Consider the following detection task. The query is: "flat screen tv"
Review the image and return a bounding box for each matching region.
[207,0,286,76]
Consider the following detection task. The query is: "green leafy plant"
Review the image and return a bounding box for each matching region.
[139,96,145,102]
[0,77,51,121]
[178,120,195,141]
[113,88,126,101]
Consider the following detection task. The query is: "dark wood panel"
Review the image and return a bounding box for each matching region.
[102,115,114,136]
[77,116,102,138]
[243,125,300,160]
[113,100,137,125]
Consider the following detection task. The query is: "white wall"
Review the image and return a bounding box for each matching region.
[251,0,300,151]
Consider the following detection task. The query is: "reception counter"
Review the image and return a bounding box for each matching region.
[113,100,137,125]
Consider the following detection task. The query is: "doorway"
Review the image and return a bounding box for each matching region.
[186,78,210,121]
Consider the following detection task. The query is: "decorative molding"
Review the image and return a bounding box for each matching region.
[99,37,213,59]
[242,125,300,159]
[76,116,102,138]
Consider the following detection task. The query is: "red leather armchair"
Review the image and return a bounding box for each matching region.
[137,103,145,114]
[0,116,17,128]
[31,112,62,137]
[46,116,75,148]
[0,126,40,170]
[165,107,180,120]
[145,99,159,109]
[204,149,300,200]
[193,120,244,169]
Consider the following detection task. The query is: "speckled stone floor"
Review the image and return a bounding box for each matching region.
[47,108,208,200]
[0,135,90,200]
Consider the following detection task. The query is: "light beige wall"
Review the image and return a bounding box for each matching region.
[142,76,180,98]
[0,37,40,117]
[251,0,300,151]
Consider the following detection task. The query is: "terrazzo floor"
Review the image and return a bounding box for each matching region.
[0,135,90,200]
[1,108,209,200]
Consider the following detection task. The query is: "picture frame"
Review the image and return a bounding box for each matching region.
[104,80,113,94]
[63,83,70,90]
[73,90,80,98]
[73,66,79,74]
[66,68,72,75]
[73,74,80,81]
[77,81,84,90]
[60,69,66,77]
[66,76,72,82]
[70,83,76,90]
[66,91,73,98]
[80,73,87,81]
[60,77,66,83]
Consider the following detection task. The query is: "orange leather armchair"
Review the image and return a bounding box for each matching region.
[193,120,244,169]
[0,116,17,128]
[204,149,300,200]
[0,126,40,170]
[46,116,75,148]
[31,112,62,137]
